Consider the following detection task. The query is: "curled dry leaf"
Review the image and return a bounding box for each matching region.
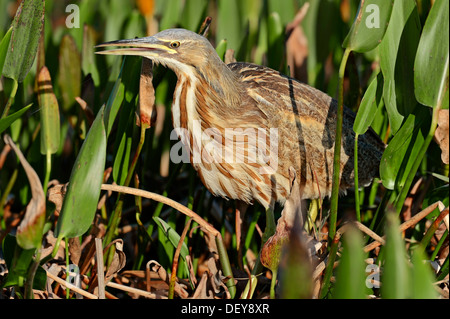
[3,135,45,249]
[434,109,449,164]
[105,239,126,283]
[147,260,189,298]
[138,58,156,127]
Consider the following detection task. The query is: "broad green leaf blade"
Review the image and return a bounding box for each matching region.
[343,0,394,53]
[354,72,384,134]
[0,26,12,74]
[380,108,430,190]
[411,246,439,299]
[379,0,421,134]
[414,0,449,109]
[58,34,81,111]
[37,66,60,155]
[333,227,367,299]
[4,135,45,250]
[2,0,45,82]
[0,103,31,134]
[55,107,107,239]
[381,213,410,299]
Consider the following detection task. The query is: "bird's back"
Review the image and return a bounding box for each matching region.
[228,62,385,202]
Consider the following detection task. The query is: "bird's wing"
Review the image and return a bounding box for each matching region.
[227,62,348,126]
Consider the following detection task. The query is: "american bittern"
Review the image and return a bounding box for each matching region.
[97,28,384,215]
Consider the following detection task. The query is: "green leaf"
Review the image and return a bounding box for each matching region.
[58,34,81,111]
[181,0,208,32]
[343,0,394,52]
[217,0,243,56]
[267,12,284,70]
[0,26,12,74]
[157,0,182,30]
[380,108,430,190]
[112,109,134,185]
[2,0,45,82]
[354,72,384,134]
[267,0,296,26]
[379,0,421,134]
[411,246,439,299]
[0,103,32,134]
[215,39,228,62]
[153,217,190,261]
[37,66,60,155]
[414,0,449,109]
[333,227,367,299]
[55,107,107,239]
[2,234,35,288]
[381,213,410,299]
[82,25,100,86]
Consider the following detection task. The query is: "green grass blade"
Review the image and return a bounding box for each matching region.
[0,26,12,74]
[381,213,410,298]
[0,103,32,134]
[333,227,367,299]
[380,108,430,190]
[411,246,439,299]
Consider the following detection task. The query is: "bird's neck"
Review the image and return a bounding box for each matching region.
[171,60,243,132]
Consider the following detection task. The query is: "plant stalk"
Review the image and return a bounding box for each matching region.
[329,47,351,243]
[1,78,18,118]
[354,133,361,222]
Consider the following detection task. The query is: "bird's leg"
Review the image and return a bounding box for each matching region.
[235,200,248,270]
[260,167,305,296]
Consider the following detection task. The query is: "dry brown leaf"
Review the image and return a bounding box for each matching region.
[104,239,126,283]
[147,260,189,298]
[434,109,449,164]
[224,49,236,64]
[47,183,68,216]
[68,237,82,266]
[3,135,46,250]
[138,58,156,127]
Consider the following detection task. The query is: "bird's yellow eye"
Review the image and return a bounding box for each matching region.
[170,41,180,48]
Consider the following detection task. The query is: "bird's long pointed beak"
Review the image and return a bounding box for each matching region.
[95,37,175,56]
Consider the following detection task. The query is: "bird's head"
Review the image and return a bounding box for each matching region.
[97,28,225,77]
[97,28,242,105]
